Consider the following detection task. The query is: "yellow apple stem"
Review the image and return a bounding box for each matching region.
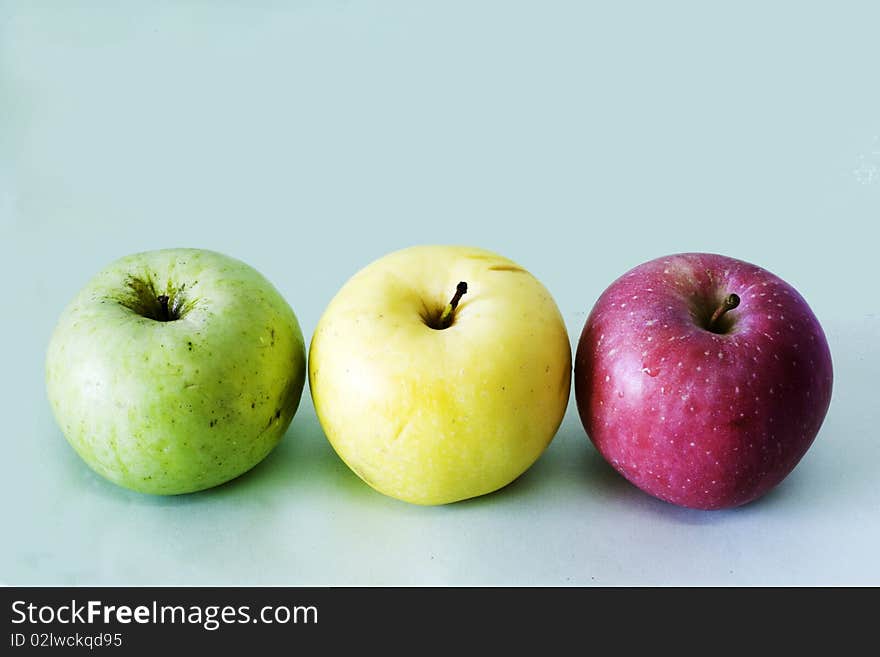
[438,282,468,329]
[709,293,740,331]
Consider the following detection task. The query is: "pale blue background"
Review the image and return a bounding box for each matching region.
[1,1,878,585]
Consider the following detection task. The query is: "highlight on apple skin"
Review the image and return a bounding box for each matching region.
[308,245,572,505]
[45,248,307,495]
[574,252,833,510]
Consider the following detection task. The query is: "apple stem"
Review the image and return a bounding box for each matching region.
[709,293,740,330]
[157,295,171,321]
[438,282,468,329]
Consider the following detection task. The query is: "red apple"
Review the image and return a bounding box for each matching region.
[574,253,833,510]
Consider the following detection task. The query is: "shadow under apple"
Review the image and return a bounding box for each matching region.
[482,417,739,525]
[116,401,370,508]
[571,426,811,523]
[106,404,829,519]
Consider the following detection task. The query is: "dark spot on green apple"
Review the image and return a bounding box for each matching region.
[275,409,281,419]
[251,402,255,409]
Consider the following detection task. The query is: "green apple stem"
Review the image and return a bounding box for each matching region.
[157,294,171,322]
[438,282,468,329]
[709,293,740,331]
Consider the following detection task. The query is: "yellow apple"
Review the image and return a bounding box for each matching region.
[309,245,571,505]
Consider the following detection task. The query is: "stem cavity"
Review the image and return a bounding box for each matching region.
[157,294,171,322]
[708,293,740,333]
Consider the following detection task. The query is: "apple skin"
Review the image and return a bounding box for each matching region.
[309,245,572,505]
[46,248,306,495]
[575,253,833,510]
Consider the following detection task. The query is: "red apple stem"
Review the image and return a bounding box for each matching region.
[438,282,468,329]
[709,293,740,330]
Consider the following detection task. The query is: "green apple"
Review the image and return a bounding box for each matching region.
[309,245,571,505]
[45,248,306,495]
